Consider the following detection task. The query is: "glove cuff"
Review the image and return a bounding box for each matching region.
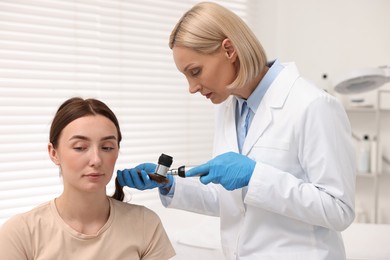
[161,175,174,189]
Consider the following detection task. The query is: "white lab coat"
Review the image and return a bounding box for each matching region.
[161,63,356,260]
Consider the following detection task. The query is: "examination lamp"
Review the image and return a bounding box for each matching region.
[333,66,390,94]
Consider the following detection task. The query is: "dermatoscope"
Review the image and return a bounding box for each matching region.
[139,153,187,184]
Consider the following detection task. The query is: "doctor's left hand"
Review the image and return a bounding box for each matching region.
[185,152,256,191]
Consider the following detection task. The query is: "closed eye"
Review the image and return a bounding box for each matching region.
[102,146,115,152]
[190,68,201,77]
[73,147,87,151]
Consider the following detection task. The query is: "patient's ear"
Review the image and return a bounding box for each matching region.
[48,143,60,165]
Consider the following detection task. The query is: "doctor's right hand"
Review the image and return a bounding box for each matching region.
[185,152,255,190]
[117,163,174,191]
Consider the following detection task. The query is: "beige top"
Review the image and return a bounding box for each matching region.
[0,197,175,260]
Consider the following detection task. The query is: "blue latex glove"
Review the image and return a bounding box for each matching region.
[117,163,173,190]
[185,152,256,191]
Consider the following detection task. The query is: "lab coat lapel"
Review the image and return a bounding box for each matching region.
[242,63,300,155]
[241,100,272,155]
[223,97,240,152]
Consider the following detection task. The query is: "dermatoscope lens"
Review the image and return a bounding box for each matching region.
[155,153,173,177]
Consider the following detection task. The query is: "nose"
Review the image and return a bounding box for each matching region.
[89,147,102,167]
[189,82,201,94]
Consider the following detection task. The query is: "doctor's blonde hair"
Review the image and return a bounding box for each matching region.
[169,2,267,90]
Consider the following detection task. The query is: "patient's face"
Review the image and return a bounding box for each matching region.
[49,115,119,193]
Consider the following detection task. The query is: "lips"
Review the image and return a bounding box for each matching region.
[203,93,212,99]
[83,173,104,178]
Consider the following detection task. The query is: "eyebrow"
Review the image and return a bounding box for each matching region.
[69,135,117,141]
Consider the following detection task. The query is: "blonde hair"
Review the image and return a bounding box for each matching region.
[169,2,267,89]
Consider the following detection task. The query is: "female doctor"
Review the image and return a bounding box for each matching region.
[117,2,356,259]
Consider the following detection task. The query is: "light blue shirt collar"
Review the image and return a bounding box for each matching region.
[236,59,284,116]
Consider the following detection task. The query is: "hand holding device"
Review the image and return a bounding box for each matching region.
[185,152,256,190]
[117,162,174,190]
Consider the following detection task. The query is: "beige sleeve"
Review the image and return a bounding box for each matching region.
[0,215,32,260]
[141,208,176,260]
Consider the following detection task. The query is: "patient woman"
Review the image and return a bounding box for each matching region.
[0,97,175,260]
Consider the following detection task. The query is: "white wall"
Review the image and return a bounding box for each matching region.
[252,0,390,91]
[250,0,390,224]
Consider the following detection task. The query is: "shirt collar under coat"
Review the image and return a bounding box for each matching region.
[235,59,284,120]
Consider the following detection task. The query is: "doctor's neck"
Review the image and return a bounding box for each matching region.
[234,66,269,100]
